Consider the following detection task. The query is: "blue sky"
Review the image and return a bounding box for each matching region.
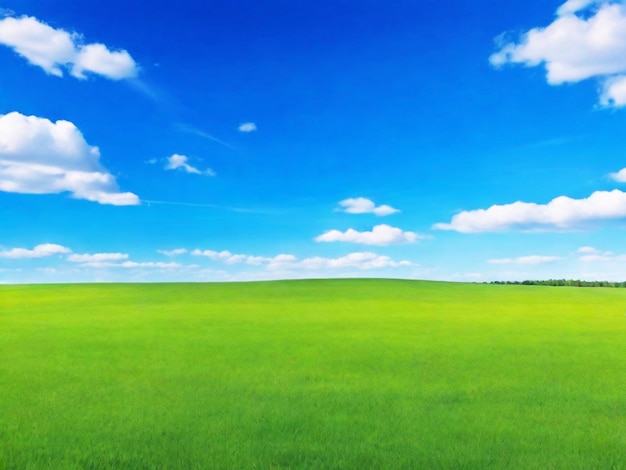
[2,0,626,283]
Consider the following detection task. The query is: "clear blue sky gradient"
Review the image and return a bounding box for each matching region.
[1,0,626,282]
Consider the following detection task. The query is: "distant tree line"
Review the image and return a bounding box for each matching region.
[488,279,626,288]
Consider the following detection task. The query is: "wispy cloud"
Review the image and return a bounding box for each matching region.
[575,246,624,262]
[157,248,188,257]
[520,135,587,150]
[268,252,413,271]
[176,124,237,150]
[189,248,413,271]
[488,255,561,265]
[192,249,246,264]
[0,15,138,80]
[165,154,215,176]
[78,261,188,269]
[67,252,129,263]
[143,199,282,215]
[577,246,601,255]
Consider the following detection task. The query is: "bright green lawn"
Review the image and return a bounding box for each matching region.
[0,280,625,469]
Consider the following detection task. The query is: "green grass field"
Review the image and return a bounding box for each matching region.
[1,279,625,469]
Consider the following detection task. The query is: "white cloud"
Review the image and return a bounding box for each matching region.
[557,0,600,16]
[264,254,297,267]
[491,1,626,106]
[157,248,188,257]
[0,112,139,205]
[263,252,412,271]
[315,224,423,245]
[191,249,245,264]
[238,122,257,132]
[610,167,626,182]
[337,197,400,216]
[72,43,137,80]
[0,15,138,80]
[67,252,128,263]
[193,249,284,266]
[577,246,602,254]
[270,252,413,271]
[187,247,413,271]
[581,253,625,261]
[488,255,561,265]
[575,245,621,261]
[516,255,561,265]
[0,243,70,259]
[601,75,626,106]
[165,154,215,176]
[245,255,270,265]
[80,261,186,269]
[434,190,626,233]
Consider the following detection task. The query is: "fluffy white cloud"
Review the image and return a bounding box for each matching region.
[337,197,400,216]
[489,255,561,265]
[491,1,626,106]
[610,167,626,182]
[238,122,257,132]
[600,73,626,106]
[165,154,215,176]
[0,243,70,259]
[67,252,128,263]
[557,0,600,16]
[0,112,139,205]
[434,190,626,233]
[315,224,422,245]
[0,15,138,80]
[157,248,188,257]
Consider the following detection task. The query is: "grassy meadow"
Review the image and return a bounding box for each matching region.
[0,279,625,469]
